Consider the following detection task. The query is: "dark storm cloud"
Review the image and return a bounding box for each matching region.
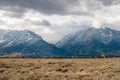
[3,12,25,18]
[100,0,120,6]
[25,19,51,26]
[0,0,120,17]
[0,0,78,14]
[100,0,114,6]
[41,20,51,26]
[0,5,27,18]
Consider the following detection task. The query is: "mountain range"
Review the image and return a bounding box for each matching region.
[0,27,120,57]
[0,30,69,57]
[57,27,120,57]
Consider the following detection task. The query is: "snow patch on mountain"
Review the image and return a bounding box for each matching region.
[57,27,120,56]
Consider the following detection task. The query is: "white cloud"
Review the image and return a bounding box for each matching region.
[0,0,120,43]
[92,20,101,28]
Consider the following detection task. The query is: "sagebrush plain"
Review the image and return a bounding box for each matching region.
[0,58,120,80]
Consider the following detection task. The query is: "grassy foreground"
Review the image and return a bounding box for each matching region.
[0,58,120,80]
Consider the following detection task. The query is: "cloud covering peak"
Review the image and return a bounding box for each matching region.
[0,0,120,43]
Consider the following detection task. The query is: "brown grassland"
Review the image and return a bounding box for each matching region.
[0,58,120,80]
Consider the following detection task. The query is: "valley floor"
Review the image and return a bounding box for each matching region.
[0,58,120,80]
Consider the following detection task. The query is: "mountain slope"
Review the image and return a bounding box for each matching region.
[0,30,69,57]
[57,27,120,57]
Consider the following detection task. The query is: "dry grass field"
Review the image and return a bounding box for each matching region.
[0,58,120,80]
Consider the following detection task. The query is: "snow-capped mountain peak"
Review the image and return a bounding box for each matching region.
[0,29,69,57]
[0,30,42,44]
[57,27,120,57]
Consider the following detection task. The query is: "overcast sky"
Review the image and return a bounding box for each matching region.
[0,0,120,43]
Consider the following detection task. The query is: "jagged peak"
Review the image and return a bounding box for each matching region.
[0,29,43,44]
[0,29,42,38]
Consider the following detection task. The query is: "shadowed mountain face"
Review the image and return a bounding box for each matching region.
[0,30,70,57]
[1,27,120,57]
[57,27,120,57]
